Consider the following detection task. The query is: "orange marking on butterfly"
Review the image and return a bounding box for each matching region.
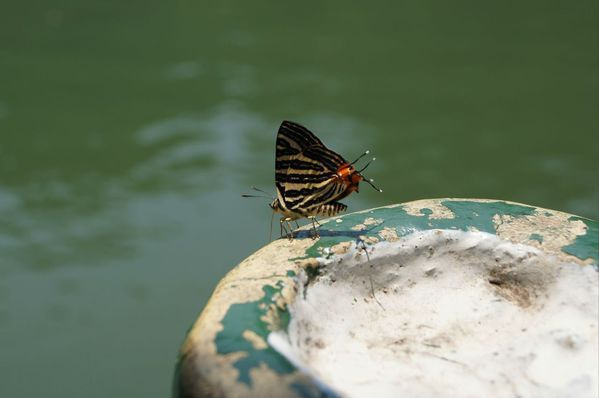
[336,164,363,194]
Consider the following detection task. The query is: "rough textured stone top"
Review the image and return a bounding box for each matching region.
[174,199,598,398]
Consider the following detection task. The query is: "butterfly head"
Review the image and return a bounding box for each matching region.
[337,164,363,193]
[338,151,383,194]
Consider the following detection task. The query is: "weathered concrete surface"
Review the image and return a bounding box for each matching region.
[174,199,598,398]
[273,230,598,398]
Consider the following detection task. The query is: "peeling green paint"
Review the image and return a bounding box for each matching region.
[215,282,294,385]
[529,233,544,243]
[305,237,343,258]
[562,217,599,263]
[303,200,538,258]
[442,200,536,232]
[420,208,433,216]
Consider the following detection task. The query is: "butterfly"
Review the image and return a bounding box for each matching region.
[262,120,382,238]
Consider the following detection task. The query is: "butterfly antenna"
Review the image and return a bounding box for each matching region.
[356,157,382,192]
[350,150,370,166]
[251,186,274,198]
[363,176,383,193]
[358,157,376,173]
[242,186,274,199]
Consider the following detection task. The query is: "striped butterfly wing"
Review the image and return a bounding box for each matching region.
[275,121,347,215]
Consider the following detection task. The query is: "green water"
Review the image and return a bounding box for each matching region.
[0,1,597,397]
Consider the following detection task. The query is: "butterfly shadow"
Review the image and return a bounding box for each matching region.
[283,223,383,240]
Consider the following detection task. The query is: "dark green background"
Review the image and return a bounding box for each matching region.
[0,1,597,397]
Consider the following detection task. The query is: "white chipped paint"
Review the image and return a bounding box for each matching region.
[271,230,598,398]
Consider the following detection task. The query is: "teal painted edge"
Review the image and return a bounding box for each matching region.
[215,281,294,385]
[562,216,599,264]
[529,233,544,243]
[213,280,333,397]
[302,200,537,259]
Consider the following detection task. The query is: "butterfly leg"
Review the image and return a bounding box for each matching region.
[356,237,371,262]
[279,218,288,239]
[280,217,294,239]
[308,216,320,239]
[286,219,296,240]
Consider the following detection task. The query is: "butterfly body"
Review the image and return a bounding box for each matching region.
[270,121,381,237]
[269,198,348,220]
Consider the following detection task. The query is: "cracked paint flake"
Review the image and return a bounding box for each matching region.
[403,200,456,219]
[493,210,592,264]
[379,227,399,242]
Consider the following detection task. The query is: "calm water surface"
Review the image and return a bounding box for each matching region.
[1,1,597,397]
